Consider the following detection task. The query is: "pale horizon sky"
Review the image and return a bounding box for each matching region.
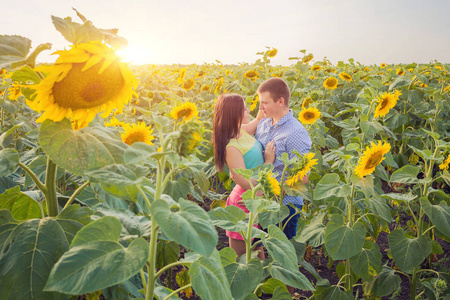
[2,0,450,66]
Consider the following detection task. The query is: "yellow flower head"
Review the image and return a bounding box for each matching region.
[244,70,259,82]
[258,170,280,198]
[175,121,202,156]
[121,122,154,146]
[302,53,314,64]
[309,76,315,80]
[380,63,387,68]
[182,78,195,90]
[298,107,321,125]
[364,67,370,71]
[250,95,259,111]
[105,117,125,128]
[214,77,224,94]
[302,97,313,109]
[374,90,401,118]
[201,85,210,91]
[27,41,137,129]
[285,153,318,186]
[355,141,391,177]
[196,70,206,78]
[339,72,352,81]
[311,65,321,71]
[268,48,278,57]
[396,68,405,76]
[171,102,198,122]
[439,154,450,170]
[323,77,338,90]
[177,68,186,84]
[7,82,22,101]
[435,65,443,71]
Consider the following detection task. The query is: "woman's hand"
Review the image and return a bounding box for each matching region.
[264,140,276,164]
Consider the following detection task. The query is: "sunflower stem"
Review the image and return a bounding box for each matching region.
[45,157,59,217]
[18,162,47,194]
[63,180,90,210]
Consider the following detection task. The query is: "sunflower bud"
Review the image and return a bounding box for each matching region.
[174,121,202,156]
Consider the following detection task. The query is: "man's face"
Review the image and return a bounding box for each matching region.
[258,91,283,118]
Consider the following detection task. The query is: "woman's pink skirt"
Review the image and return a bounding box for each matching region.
[225,184,260,240]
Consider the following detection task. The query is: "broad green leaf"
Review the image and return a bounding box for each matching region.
[151,199,217,257]
[97,181,139,202]
[324,214,366,260]
[0,123,23,148]
[123,142,160,164]
[257,278,288,295]
[54,205,92,244]
[219,247,238,268]
[263,225,298,271]
[270,286,292,300]
[224,259,263,300]
[258,205,289,229]
[351,174,374,198]
[154,285,179,300]
[93,205,151,238]
[243,198,270,215]
[283,181,312,200]
[70,216,122,248]
[388,229,432,273]
[0,35,31,68]
[11,65,41,83]
[315,285,353,300]
[190,250,233,300]
[209,205,247,231]
[38,119,127,176]
[361,120,383,136]
[371,266,401,297]
[163,177,191,202]
[268,262,314,290]
[295,212,326,247]
[85,164,148,186]
[382,192,417,202]
[0,186,41,220]
[420,198,450,239]
[0,214,69,300]
[314,173,350,200]
[349,241,382,281]
[45,238,148,295]
[422,128,440,140]
[156,240,180,269]
[0,148,19,177]
[390,165,421,184]
[365,195,393,222]
[409,145,434,161]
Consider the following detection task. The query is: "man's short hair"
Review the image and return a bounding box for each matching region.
[257,77,290,106]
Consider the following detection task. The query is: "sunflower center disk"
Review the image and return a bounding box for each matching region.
[52,61,125,110]
[379,98,389,110]
[177,109,192,118]
[305,112,315,120]
[365,152,383,169]
[125,132,146,145]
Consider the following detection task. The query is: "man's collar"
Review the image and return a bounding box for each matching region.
[272,110,293,126]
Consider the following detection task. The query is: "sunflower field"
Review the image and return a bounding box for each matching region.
[1,11,449,300]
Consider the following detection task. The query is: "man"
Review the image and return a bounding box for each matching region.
[255,77,312,240]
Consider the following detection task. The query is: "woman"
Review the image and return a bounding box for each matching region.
[212,93,275,259]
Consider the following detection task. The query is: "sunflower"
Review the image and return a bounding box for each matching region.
[364,67,370,71]
[258,170,280,199]
[244,70,259,82]
[182,78,195,90]
[298,107,321,125]
[301,97,313,109]
[201,85,210,91]
[354,141,391,177]
[267,48,278,57]
[105,117,125,128]
[302,53,314,64]
[419,83,428,88]
[177,68,186,84]
[309,76,315,80]
[171,102,198,122]
[175,121,202,156]
[396,68,405,76]
[250,95,259,111]
[444,86,450,93]
[225,69,230,76]
[285,153,318,186]
[435,65,443,71]
[339,72,352,81]
[380,63,386,68]
[214,77,224,94]
[439,154,450,170]
[373,91,401,118]
[323,77,338,90]
[121,122,154,146]
[7,82,22,101]
[196,70,206,78]
[27,41,136,129]
[311,65,321,71]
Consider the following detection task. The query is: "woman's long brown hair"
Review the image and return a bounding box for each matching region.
[212,94,245,172]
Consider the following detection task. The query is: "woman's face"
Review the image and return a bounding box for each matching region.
[242,101,250,124]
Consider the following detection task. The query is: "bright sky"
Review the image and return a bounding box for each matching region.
[2,0,449,66]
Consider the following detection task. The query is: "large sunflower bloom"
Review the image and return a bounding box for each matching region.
[285,153,318,186]
[374,90,401,118]
[121,122,154,146]
[396,68,405,76]
[7,82,22,101]
[354,141,391,177]
[339,72,352,81]
[380,63,386,68]
[171,102,198,122]
[259,170,280,198]
[439,154,450,170]
[323,77,338,90]
[27,42,137,129]
[298,107,321,124]
[310,65,321,71]
[182,78,195,90]
[244,70,259,82]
